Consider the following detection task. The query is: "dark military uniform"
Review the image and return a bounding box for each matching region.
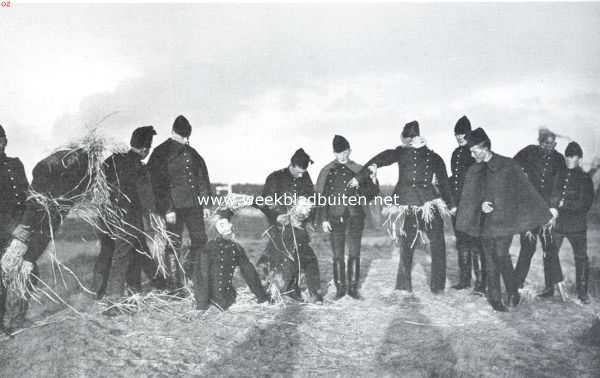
[513,145,565,287]
[260,167,314,226]
[315,160,378,298]
[0,152,29,330]
[450,145,486,291]
[256,167,322,299]
[257,224,321,300]
[94,150,165,298]
[147,138,212,307]
[548,166,594,301]
[364,145,454,292]
[205,236,267,310]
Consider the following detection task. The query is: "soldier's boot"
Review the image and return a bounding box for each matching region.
[576,259,591,304]
[333,259,346,300]
[452,249,472,290]
[472,251,486,296]
[347,257,361,299]
[499,254,520,308]
[7,298,29,332]
[537,264,554,298]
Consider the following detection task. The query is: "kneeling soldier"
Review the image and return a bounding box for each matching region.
[546,142,594,303]
[201,209,268,310]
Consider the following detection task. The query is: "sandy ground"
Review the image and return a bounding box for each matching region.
[1,215,599,377]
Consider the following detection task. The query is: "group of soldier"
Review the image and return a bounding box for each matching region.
[0,113,595,333]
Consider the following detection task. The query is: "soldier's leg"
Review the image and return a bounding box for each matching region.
[329,218,346,299]
[496,236,519,307]
[93,232,115,298]
[427,211,447,293]
[515,229,539,288]
[165,213,185,290]
[452,215,472,290]
[472,238,486,295]
[569,232,590,303]
[396,214,417,292]
[184,208,209,307]
[347,214,365,299]
[539,231,564,297]
[300,245,323,301]
[137,239,167,290]
[104,237,134,300]
[481,238,507,311]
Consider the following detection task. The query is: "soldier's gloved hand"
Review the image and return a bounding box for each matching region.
[549,208,559,219]
[276,214,289,226]
[481,201,494,214]
[1,238,28,273]
[449,207,458,216]
[347,177,359,189]
[21,260,34,277]
[165,211,177,224]
[11,224,32,244]
[322,221,332,233]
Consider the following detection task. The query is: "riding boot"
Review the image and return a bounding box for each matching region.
[472,251,486,295]
[576,259,591,304]
[347,257,361,299]
[333,259,346,300]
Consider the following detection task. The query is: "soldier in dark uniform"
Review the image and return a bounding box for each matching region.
[147,115,212,308]
[259,148,315,226]
[0,125,30,333]
[315,135,378,299]
[449,116,486,294]
[1,145,91,331]
[203,209,268,310]
[255,149,323,302]
[513,129,566,292]
[546,142,594,304]
[363,121,455,294]
[94,126,166,303]
[457,128,552,311]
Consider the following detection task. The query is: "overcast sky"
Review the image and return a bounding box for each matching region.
[1,3,600,184]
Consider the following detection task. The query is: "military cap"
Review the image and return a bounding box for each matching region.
[402,120,420,138]
[130,126,157,148]
[333,135,350,153]
[454,115,471,135]
[565,141,583,158]
[173,115,192,138]
[290,148,313,169]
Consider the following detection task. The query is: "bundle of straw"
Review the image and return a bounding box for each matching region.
[381,198,450,247]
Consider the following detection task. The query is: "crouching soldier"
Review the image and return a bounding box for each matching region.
[94,126,166,305]
[456,128,552,312]
[0,124,30,333]
[315,135,378,299]
[545,142,594,304]
[199,209,268,311]
[1,144,92,330]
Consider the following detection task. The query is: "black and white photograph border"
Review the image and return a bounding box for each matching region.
[1,1,599,377]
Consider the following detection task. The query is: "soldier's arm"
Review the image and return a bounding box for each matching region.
[434,154,455,209]
[236,245,268,302]
[196,154,213,208]
[363,148,400,170]
[513,146,531,172]
[147,147,173,214]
